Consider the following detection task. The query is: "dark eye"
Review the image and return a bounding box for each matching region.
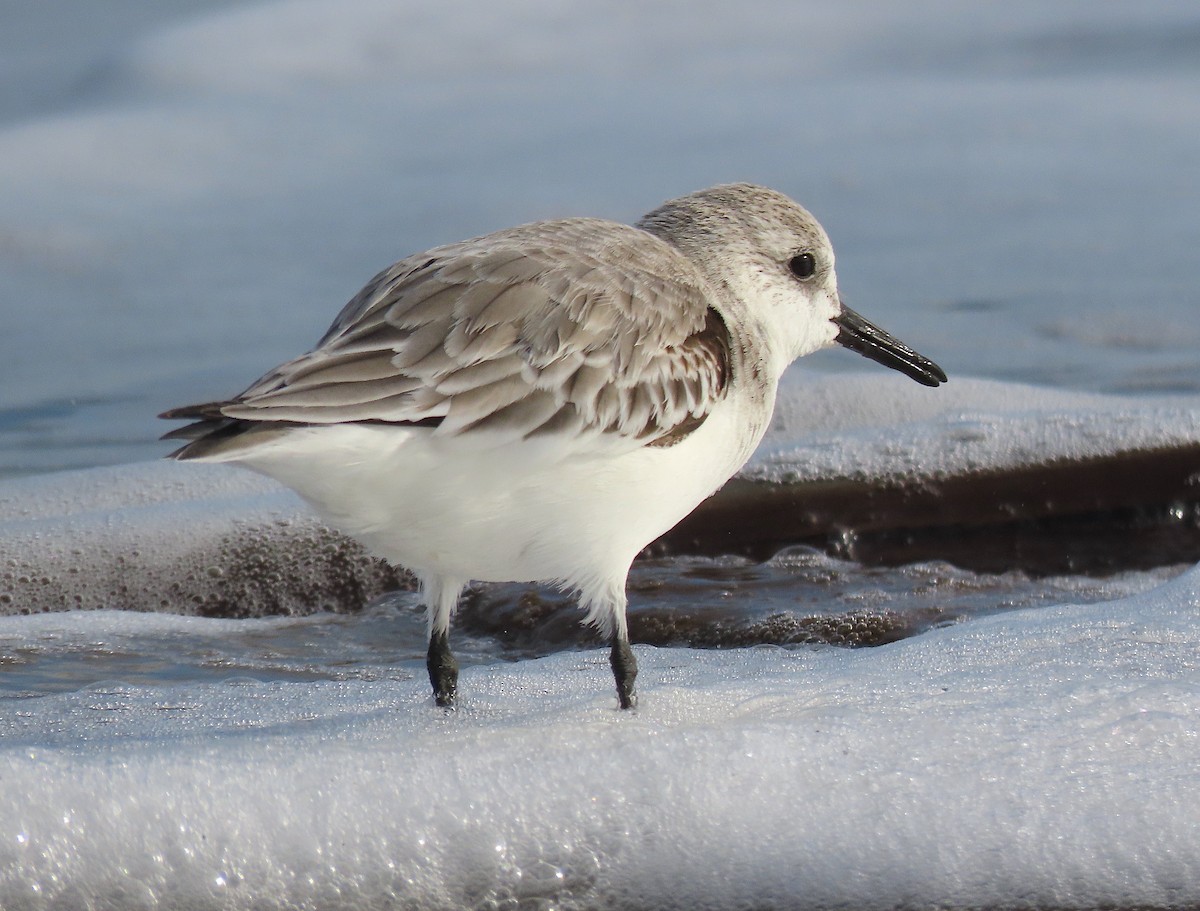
[788,252,817,280]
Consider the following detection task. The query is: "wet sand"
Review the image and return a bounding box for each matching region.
[665,442,1200,574]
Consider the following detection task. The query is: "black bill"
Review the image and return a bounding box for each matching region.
[834,306,947,387]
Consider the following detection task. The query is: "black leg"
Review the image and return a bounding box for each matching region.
[610,633,638,709]
[427,628,459,708]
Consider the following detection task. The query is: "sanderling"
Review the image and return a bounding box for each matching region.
[161,183,946,709]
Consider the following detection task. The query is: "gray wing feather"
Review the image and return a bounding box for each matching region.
[215,218,730,446]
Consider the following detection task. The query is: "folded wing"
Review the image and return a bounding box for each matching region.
[162,218,731,456]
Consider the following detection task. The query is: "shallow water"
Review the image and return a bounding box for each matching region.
[2,551,1180,705]
[463,550,1185,654]
[2,1,1200,478]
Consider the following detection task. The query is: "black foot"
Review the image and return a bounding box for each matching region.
[427,629,459,708]
[610,635,638,709]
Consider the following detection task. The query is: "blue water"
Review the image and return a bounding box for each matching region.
[1,0,1198,478]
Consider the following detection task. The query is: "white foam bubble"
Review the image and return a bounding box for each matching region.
[2,566,1199,908]
[753,371,1200,483]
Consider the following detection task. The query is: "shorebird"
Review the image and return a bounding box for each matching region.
[161,183,946,709]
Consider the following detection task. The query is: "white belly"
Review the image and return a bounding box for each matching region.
[225,398,766,589]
